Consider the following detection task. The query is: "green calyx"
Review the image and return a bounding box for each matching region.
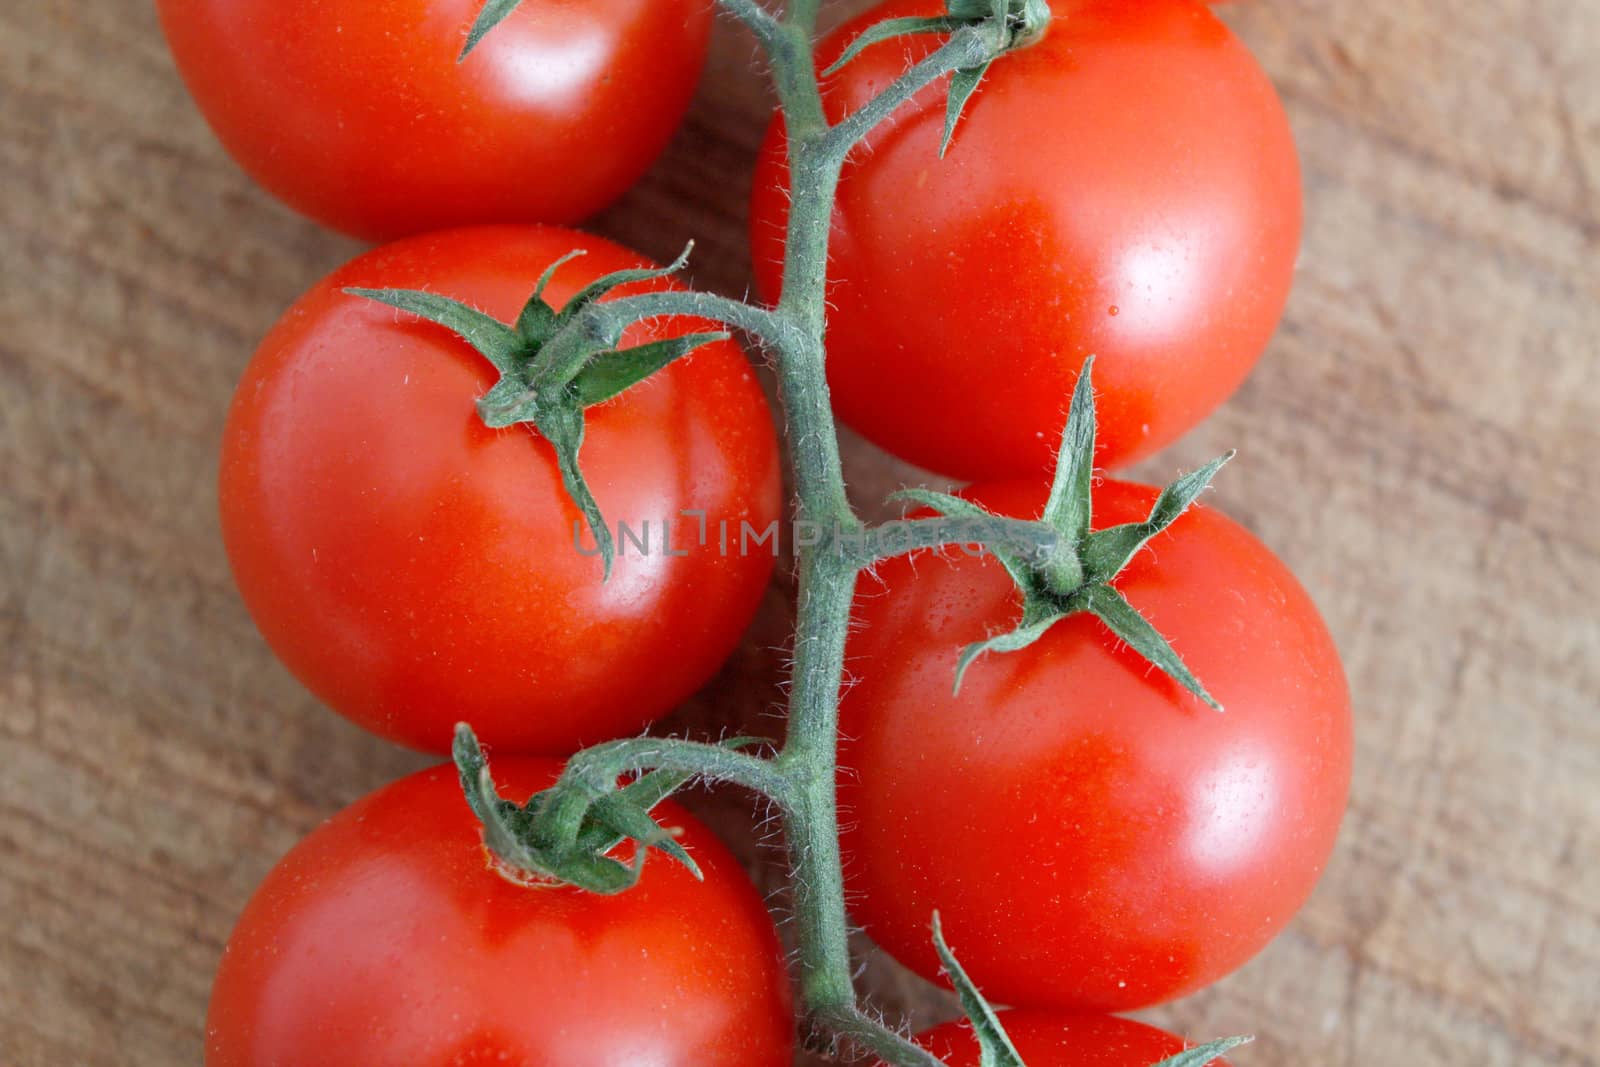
[459,0,522,60]
[347,244,726,580]
[1149,1037,1256,1067]
[898,357,1232,708]
[825,0,1051,156]
[453,724,757,895]
[929,913,1250,1066]
[931,914,1027,1067]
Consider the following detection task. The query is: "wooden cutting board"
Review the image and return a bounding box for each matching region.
[2,1,1596,1064]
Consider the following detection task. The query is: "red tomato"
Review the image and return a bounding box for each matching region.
[219,226,780,754]
[205,759,795,1065]
[839,479,1351,1010]
[891,1010,1236,1066]
[158,0,711,240]
[750,0,1301,479]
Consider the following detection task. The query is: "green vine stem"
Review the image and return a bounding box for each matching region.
[365,2,1250,1063]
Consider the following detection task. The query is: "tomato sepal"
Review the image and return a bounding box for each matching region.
[940,61,992,157]
[346,243,726,579]
[572,331,733,406]
[902,358,1230,708]
[459,0,523,60]
[452,723,771,895]
[344,287,523,373]
[1069,584,1220,711]
[930,913,1027,1067]
[1040,352,1102,577]
[530,404,616,581]
[950,609,1057,694]
[515,247,586,335]
[454,723,694,892]
[823,16,965,77]
[1080,450,1234,585]
[1148,1037,1255,1067]
[823,0,1050,156]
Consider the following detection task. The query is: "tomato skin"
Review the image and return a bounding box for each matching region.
[205,759,795,1066]
[889,1011,1235,1066]
[219,226,780,755]
[750,0,1301,479]
[839,479,1351,1010]
[157,0,711,240]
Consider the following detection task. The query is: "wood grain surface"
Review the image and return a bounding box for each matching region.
[3,1,1597,1064]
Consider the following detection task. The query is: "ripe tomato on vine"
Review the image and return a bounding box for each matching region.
[751,0,1301,478]
[220,226,780,755]
[158,0,712,239]
[206,760,795,1065]
[839,477,1352,1010]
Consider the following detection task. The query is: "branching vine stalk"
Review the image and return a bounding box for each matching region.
[362,2,1251,1063]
